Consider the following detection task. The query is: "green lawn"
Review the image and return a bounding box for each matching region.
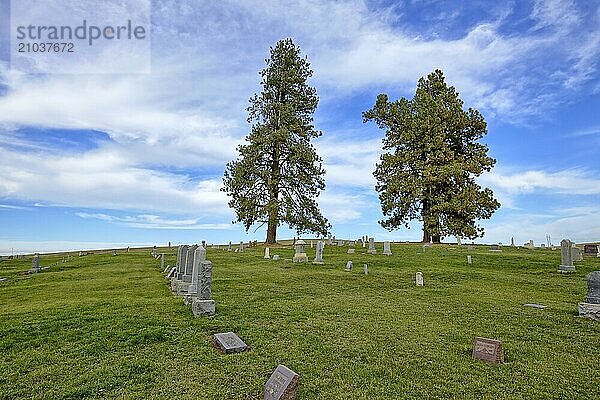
[1,243,599,399]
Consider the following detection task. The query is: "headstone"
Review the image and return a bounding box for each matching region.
[383,241,392,255]
[160,253,165,270]
[264,364,300,400]
[292,240,308,263]
[313,241,324,264]
[0,278,7,282]
[416,272,423,286]
[467,245,474,251]
[362,239,366,248]
[183,245,198,282]
[327,236,332,245]
[166,266,177,279]
[510,237,515,247]
[524,303,547,309]
[367,238,377,254]
[347,248,355,254]
[472,337,504,364]
[558,239,575,273]
[489,244,501,252]
[363,264,368,275]
[572,246,583,262]
[112,250,117,256]
[239,241,244,253]
[583,244,599,256]
[273,255,280,261]
[578,271,600,321]
[457,237,462,246]
[310,240,313,249]
[168,241,171,247]
[31,254,40,273]
[467,255,472,264]
[228,241,232,252]
[345,261,353,271]
[127,246,130,252]
[264,247,270,259]
[188,246,206,294]
[212,332,248,354]
[192,261,215,317]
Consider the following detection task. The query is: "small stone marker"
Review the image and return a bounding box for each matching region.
[524,303,547,309]
[347,248,355,254]
[0,278,7,282]
[383,241,392,255]
[472,337,504,364]
[345,261,353,271]
[292,240,308,263]
[467,255,472,264]
[273,255,280,261]
[363,264,368,275]
[212,332,248,354]
[264,247,270,259]
[239,241,244,253]
[367,238,377,254]
[264,364,300,400]
[416,272,423,286]
[571,246,583,262]
[112,249,117,256]
[583,244,599,256]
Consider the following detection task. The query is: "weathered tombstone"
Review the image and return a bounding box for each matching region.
[578,271,600,321]
[367,238,377,254]
[166,266,177,279]
[188,246,206,294]
[467,255,472,264]
[572,246,583,262]
[151,245,157,258]
[363,264,368,275]
[192,260,215,316]
[416,272,423,286]
[583,244,599,256]
[112,250,117,256]
[228,241,232,252]
[31,254,41,273]
[345,261,353,271]
[183,245,198,282]
[558,239,575,273]
[264,364,300,400]
[383,241,392,255]
[273,255,280,261]
[212,332,248,354]
[264,247,270,259]
[472,337,504,364]
[127,246,130,252]
[313,241,324,264]
[510,237,515,247]
[239,241,244,253]
[489,244,501,252]
[347,248,355,254]
[160,253,165,270]
[292,240,308,263]
[175,245,184,277]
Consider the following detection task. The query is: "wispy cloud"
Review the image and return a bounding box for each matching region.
[75,212,233,230]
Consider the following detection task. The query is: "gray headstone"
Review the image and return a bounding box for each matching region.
[572,246,583,262]
[345,261,353,271]
[264,365,300,400]
[363,264,368,275]
[583,244,599,256]
[510,237,515,246]
[347,248,355,254]
[228,241,232,251]
[559,239,575,272]
[272,255,280,261]
[313,241,324,264]
[586,271,600,304]
[367,238,377,254]
[293,240,308,263]
[467,255,472,264]
[383,241,392,255]
[188,246,206,294]
[198,261,213,300]
[212,332,248,354]
[239,241,244,252]
[183,245,198,282]
[160,253,165,269]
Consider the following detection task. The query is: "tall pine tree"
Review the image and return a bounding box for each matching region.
[222,38,330,244]
[364,69,500,243]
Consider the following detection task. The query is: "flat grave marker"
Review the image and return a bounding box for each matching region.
[212,332,248,354]
[264,364,300,400]
[472,337,504,364]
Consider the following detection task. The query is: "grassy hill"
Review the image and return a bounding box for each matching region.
[1,243,599,399]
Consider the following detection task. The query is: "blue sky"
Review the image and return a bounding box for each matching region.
[1,0,599,254]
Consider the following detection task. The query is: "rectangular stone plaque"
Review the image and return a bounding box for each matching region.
[472,337,503,364]
[212,332,248,354]
[264,364,299,400]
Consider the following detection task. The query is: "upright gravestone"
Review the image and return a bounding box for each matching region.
[572,246,583,262]
[362,239,366,248]
[183,245,198,282]
[367,238,377,254]
[363,264,368,275]
[239,241,244,253]
[457,237,462,246]
[188,245,206,295]
[264,247,270,259]
[293,240,308,263]
[192,259,216,317]
[264,365,300,400]
[467,255,472,264]
[383,241,392,256]
[345,261,353,271]
[559,239,575,273]
[313,241,324,264]
[160,253,165,270]
[578,271,600,321]
[416,272,424,286]
[583,244,599,256]
[510,237,515,247]
[31,254,40,273]
[228,241,232,252]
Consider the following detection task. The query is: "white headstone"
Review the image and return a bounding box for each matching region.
[467,255,472,264]
[416,272,424,286]
[264,247,270,259]
[383,241,392,255]
[345,261,353,271]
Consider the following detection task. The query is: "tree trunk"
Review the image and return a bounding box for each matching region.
[422,228,430,243]
[266,215,277,244]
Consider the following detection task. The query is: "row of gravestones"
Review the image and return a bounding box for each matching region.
[163,245,299,399]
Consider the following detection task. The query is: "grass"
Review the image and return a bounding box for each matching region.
[1,243,599,399]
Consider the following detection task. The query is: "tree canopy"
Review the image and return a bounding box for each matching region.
[363,69,500,243]
[222,38,330,243]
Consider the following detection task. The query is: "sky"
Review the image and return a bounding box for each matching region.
[0,0,599,255]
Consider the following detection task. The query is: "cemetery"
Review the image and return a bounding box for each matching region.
[1,240,599,399]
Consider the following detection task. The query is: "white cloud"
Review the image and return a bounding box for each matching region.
[75,212,233,230]
[480,169,600,196]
